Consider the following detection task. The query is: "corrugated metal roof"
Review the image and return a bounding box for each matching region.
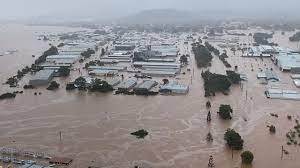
[117,79,137,89]
[136,80,157,90]
[31,70,55,80]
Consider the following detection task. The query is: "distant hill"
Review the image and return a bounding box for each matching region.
[117,9,200,24]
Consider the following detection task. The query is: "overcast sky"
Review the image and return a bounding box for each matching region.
[0,0,300,20]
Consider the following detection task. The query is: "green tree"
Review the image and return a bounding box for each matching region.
[89,79,113,92]
[241,151,254,164]
[47,81,60,90]
[101,48,105,56]
[224,129,244,150]
[218,104,233,119]
[180,55,188,65]
[58,67,70,77]
[74,77,87,90]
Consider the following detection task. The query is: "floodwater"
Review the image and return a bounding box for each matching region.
[0,24,300,168]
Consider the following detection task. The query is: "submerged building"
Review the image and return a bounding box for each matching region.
[117,79,137,91]
[159,81,189,94]
[29,70,55,86]
[134,80,158,94]
[274,54,300,72]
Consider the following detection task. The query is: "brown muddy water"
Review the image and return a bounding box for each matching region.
[0,24,300,168]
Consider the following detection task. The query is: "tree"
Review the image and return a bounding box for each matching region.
[17,70,23,79]
[58,67,70,77]
[218,104,233,120]
[201,70,232,97]
[269,125,276,134]
[241,151,254,164]
[74,77,87,90]
[0,93,16,100]
[89,79,113,92]
[57,43,64,47]
[47,81,60,90]
[192,44,213,68]
[162,79,169,85]
[206,101,211,109]
[226,71,241,84]
[180,55,188,65]
[81,48,95,58]
[6,77,18,87]
[35,46,59,64]
[224,129,244,150]
[101,48,105,56]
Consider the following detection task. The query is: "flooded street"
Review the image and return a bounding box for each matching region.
[1,24,300,168]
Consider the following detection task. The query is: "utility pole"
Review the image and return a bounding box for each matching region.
[59,131,62,143]
[281,145,283,160]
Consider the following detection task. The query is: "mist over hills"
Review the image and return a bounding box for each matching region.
[23,8,300,25]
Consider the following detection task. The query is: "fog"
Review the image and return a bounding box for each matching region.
[1,0,300,21]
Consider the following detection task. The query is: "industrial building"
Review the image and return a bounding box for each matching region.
[133,62,181,69]
[29,70,55,86]
[117,79,137,91]
[159,81,189,94]
[257,70,279,82]
[89,70,118,76]
[134,80,157,94]
[243,45,277,57]
[141,70,177,77]
[265,88,300,100]
[88,66,127,71]
[105,78,121,87]
[114,44,135,51]
[274,54,300,72]
[46,55,80,64]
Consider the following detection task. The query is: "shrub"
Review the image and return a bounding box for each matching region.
[131,129,148,139]
[0,93,16,100]
[47,81,60,90]
[241,151,254,164]
[58,67,70,77]
[218,104,233,120]
[224,129,244,150]
[269,125,276,134]
[89,79,113,92]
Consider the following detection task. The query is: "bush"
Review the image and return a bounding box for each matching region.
[131,129,148,139]
[58,67,70,77]
[226,71,241,84]
[47,81,60,90]
[224,129,244,150]
[23,85,35,89]
[241,151,254,164]
[89,79,113,92]
[66,83,76,90]
[218,104,233,120]
[0,93,16,100]
[35,46,58,64]
[206,101,211,109]
[269,125,276,133]
[81,48,95,58]
[74,77,87,90]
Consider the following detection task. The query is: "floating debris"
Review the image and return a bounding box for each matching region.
[131,129,148,139]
